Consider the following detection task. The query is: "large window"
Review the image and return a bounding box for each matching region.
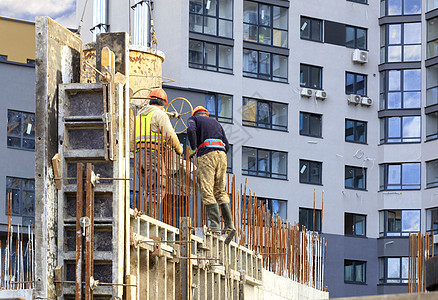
[6,177,35,223]
[258,197,287,219]
[381,0,421,16]
[380,69,421,110]
[380,116,421,143]
[189,0,233,38]
[205,93,233,123]
[242,147,287,179]
[345,166,366,190]
[7,110,35,150]
[300,17,322,42]
[345,213,366,237]
[346,25,367,50]
[426,207,438,233]
[379,257,408,284]
[426,159,438,188]
[344,260,366,284]
[227,144,233,173]
[299,208,321,232]
[189,39,233,73]
[300,64,322,89]
[243,49,287,82]
[242,97,287,131]
[346,72,367,96]
[299,160,322,185]
[426,112,438,140]
[379,210,420,237]
[427,17,438,59]
[380,163,421,190]
[381,23,421,63]
[300,112,322,137]
[243,1,288,48]
[427,65,438,106]
[345,119,367,144]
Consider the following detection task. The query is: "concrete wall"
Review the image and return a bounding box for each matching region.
[245,269,329,300]
[0,289,33,299]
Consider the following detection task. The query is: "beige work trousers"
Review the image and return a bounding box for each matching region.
[197,150,230,205]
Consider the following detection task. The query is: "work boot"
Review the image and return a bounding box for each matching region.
[205,204,220,231]
[220,203,235,232]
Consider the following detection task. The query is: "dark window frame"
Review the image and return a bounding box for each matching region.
[7,109,36,151]
[426,159,438,188]
[345,119,367,144]
[379,209,421,237]
[380,69,421,110]
[347,0,368,4]
[345,25,368,50]
[300,64,322,89]
[5,176,35,220]
[426,111,438,141]
[189,39,233,73]
[345,166,367,190]
[381,23,422,63]
[426,207,438,234]
[379,257,409,284]
[299,159,322,185]
[299,207,322,233]
[243,48,288,82]
[189,0,234,38]
[381,0,422,16]
[258,197,288,220]
[380,163,421,190]
[380,116,421,144]
[242,146,288,180]
[205,92,233,123]
[427,17,438,59]
[346,72,367,96]
[344,213,367,237]
[344,260,367,284]
[227,144,233,173]
[242,97,288,131]
[300,111,322,138]
[300,16,323,42]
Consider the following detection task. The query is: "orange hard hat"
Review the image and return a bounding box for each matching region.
[192,106,209,117]
[149,88,168,104]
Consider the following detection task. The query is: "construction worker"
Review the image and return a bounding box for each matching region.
[135,88,183,213]
[187,106,235,235]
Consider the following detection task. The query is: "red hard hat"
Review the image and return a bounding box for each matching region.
[149,88,168,104]
[192,106,209,117]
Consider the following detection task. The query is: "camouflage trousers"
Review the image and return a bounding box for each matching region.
[197,150,229,206]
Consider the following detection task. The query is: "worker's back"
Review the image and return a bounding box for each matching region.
[187,116,229,157]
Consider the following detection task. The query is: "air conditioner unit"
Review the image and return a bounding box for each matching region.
[352,49,368,64]
[301,88,313,97]
[315,90,327,100]
[361,97,373,106]
[348,94,361,105]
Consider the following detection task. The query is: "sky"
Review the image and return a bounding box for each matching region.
[0,0,77,28]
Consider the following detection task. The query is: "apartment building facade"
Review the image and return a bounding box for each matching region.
[72,0,436,297]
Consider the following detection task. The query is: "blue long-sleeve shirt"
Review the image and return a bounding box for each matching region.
[187,116,230,157]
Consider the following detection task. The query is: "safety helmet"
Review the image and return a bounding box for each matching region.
[149,88,168,104]
[192,106,209,117]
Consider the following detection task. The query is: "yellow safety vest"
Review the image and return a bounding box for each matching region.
[135,110,166,147]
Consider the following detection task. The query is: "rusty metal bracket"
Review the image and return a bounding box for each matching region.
[80,217,90,237]
[150,237,162,257]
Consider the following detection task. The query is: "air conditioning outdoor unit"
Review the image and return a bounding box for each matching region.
[361,97,373,106]
[352,49,368,64]
[301,88,313,97]
[315,90,327,100]
[348,94,361,105]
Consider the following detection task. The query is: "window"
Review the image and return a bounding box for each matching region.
[346,72,367,96]
[226,144,233,173]
[92,0,109,41]
[299,160,322,185]
[300,64,322,89]
[381,0,421,16]
[426,159,438,188]
[189,39,233,73]
[299,208,321,232]
[379,210,420,237]
[380,69,421,109]
[348,0,367,4]
[300,17,322,42]
[258,197,287,219]
[346,25,367,50]
[428,0,438,11]
[0,55,7,62]
[243,49,288,82]
[379,257,408,284]
[6,177,35,223]
[380,116,421,143]
[428,17,438,59]
[427,65,438,106]
[426,207,438,233]
[243,1,288,48]
[345,166,366,190]
[205,93,233,123]
[427,112,438,141]
[189,0,233,38]
[242,97,287,131]
[7,110,35,150]
[380,163,421,190]
[344,260,366,284]
[242,147,287,179]
[382,23,421,63]
[345,119,367,144]
[345,213,366,237]
[300,112,322,137]
[26,59,35,66]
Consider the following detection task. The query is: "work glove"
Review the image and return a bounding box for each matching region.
[175,145,183,155]
[189,150,196,159]
[167,112,179,119]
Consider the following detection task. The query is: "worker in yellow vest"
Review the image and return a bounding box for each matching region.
[135,88,183,213]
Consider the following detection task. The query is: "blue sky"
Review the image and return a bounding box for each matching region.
[0,0,77,28]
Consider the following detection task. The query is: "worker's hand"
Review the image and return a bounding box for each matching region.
[175,145,183,155]
[167,112,179,119]
[189,150,196,159]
